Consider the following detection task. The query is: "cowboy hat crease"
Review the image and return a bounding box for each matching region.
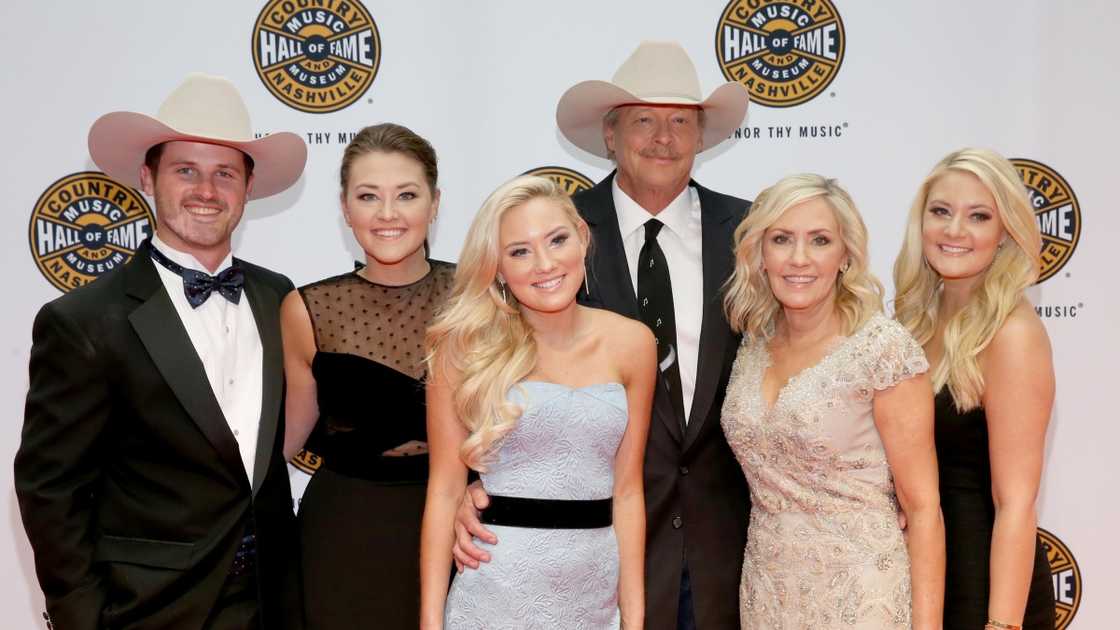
[88,72,307,200]
[556,40,750,158]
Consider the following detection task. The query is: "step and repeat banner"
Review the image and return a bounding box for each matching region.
[3,1,1114,627]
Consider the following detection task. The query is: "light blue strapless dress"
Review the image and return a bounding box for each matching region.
[444,381,629,630]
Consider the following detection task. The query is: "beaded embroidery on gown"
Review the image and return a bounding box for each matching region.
[444,381,628,630]
[720,314,929,629]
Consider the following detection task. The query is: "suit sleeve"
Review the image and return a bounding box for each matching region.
[14,301,110,630]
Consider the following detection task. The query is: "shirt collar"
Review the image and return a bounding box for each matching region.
[612,177,695,240]
[151,233,233,274]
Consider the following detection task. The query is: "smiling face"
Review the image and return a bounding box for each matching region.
[140,140,253,264]
[604,105,702,196]
[497,197,588,315]
[761,197,848,313]
[342,150,439,270]
[921,170,1005,283]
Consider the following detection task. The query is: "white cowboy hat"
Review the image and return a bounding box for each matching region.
[88,73,307,200]
[556,41,750,158]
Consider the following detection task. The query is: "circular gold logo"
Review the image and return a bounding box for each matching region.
[715,0,845,107]
[252,0,381,113]
[1038,528,1081,629]
[522,166,595,196]
[291,448,323,474]
[29,172,155,293]
[1011,159,1081,283]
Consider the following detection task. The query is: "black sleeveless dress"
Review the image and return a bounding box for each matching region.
[296,262,455,629]
[935,388,1055,630]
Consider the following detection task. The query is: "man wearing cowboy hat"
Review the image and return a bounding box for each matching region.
[453,42,752,629]
[15,73,307,630]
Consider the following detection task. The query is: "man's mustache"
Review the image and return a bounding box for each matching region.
[639,149,680,160]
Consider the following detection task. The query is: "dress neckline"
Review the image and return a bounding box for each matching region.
[351,260,434,289]
[755,315,882,413]
[519,380,624,392]
[757,338,844,412]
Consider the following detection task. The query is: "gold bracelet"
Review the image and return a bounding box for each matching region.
[986,620,1022,630]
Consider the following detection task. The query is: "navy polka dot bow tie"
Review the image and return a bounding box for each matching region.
[149,244,244,308]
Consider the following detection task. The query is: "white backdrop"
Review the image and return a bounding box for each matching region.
[3,1,1115,627]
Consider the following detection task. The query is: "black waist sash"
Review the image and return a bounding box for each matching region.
[481,495,613,529]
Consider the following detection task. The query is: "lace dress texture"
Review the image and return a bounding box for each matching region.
[296,263,455,630]
[720,314,929,629]
[444,381,629,630]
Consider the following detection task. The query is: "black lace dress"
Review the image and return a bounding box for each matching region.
[296,262,455,629]
[935,389,1055,629]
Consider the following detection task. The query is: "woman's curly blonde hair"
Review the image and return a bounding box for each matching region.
[724,173,884,340]
[893,148,1041,411]
[426,175,588,470]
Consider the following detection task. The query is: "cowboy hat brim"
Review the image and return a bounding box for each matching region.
[556,79,749,159]
[88,111,307,200]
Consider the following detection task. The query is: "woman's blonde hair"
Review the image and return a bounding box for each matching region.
[724,173,883,339]
[426,175,588,470]
[893,148,1041,411]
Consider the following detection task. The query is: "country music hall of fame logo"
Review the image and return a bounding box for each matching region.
[1038,528,1082,629]
[1011,158,1081,283]
[29,172,155,293]
[715,0,845,107]
[252,0,381,113]
[522,166,595,196]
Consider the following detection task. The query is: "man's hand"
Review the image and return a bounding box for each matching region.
[382,440,428,457]
[451,480,497,572]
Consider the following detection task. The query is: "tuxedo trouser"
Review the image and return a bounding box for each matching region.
[203,572,260,630]
[677,563,697,630]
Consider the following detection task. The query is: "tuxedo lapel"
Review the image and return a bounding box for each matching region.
[242,265,283,496]
[576,173,682,443]
[124,248,248,486]
[579,173,638,319]
[683,184,739,452]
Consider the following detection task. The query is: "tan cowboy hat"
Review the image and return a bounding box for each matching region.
[556,41,750,158]
[88,73,307,200]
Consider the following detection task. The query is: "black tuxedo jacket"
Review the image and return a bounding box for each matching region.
[575,173,752,629]
[15,241,299,630]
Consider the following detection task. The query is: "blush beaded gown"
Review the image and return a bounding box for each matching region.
[720,314,929,629]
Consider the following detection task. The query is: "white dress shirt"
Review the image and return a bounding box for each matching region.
[150,234,263,483]
[612,180,704,423]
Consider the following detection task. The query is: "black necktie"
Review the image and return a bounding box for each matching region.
[637,219,686,428]
[149,244,244,309]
